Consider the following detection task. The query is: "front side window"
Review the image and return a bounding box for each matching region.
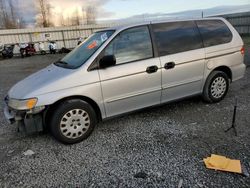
[152,21,203,56]
[196,20,232,47]
[103,26,153,65]
[55,30,114,69]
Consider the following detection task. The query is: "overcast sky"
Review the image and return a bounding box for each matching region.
[104,0,250,19]
[7,0,250,27]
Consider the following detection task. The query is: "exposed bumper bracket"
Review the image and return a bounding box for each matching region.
[4,105,15,124]
[4,105,44,133]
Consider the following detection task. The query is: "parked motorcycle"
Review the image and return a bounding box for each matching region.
[19,43,28,58]
[25,43,36,56]
[39,42,46,55]
[48,41,57,54]
[0,42,4,53]
[58,47,71,54]
[2,44,14,58]
[77,37,84,45]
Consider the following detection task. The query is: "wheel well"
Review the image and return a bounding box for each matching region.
[43,96,102,128]
[213,66,232,81]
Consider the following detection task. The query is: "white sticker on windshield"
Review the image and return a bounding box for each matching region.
[101,33,108,42]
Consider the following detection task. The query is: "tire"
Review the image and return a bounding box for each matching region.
[202,71,229,103]
[8,53,13,58]
[20,52,24,58]
[49,99,97,144]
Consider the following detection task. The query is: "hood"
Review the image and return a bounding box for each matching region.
[8,64,75,99]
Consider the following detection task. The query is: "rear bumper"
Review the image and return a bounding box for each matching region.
[231,63,246,82]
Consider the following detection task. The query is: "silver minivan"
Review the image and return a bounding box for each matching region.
[4,18,246,144]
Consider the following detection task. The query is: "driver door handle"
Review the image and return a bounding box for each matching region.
[146,65,158,74]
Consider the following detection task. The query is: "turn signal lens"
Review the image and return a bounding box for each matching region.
[240,46,245,55]
[26,98,38,109]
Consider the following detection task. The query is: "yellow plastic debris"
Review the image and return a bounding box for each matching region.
[203,154,242,174]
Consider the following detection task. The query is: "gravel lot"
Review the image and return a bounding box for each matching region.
[0,49,250,187]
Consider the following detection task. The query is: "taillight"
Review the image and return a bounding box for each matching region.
[240,46,245,55]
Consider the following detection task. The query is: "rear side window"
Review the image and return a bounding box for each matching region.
[196,20,232,47]
[152,21,203,56]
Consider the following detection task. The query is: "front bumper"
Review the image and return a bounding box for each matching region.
[3,104,15,124]
[3,103,44,133]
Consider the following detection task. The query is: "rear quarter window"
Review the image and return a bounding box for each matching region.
[196,20,233,47]
[152,21,203,56]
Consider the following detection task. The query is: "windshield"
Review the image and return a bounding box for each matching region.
[54,30,114,69]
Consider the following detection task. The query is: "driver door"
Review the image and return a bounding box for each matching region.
[98,26,162,117]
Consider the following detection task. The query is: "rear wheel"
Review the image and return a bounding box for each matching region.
[8,52,13,58]
[50,99,97,144]
[202,71,229,103]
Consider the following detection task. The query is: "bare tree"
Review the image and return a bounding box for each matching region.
[37,0,53,27]
[75,9,81,26]
[7,0,21,28]
[0,0,24,29]
[39,0,47,27]
[46,3,53,26]
[0,0,6,28]
[59,13,65,26]
[71,8,81,26]
[9,0,16,23]
[0,0,13,28]
[12,0,26,28]
[85,6,96,25]
[66,8,83,26]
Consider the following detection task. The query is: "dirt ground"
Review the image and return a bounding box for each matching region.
[0,47,250,187]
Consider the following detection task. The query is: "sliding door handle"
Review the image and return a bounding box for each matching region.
[164,62,175,69]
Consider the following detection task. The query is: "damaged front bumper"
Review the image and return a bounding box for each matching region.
[3,102,45,134]
[4,104,15,124]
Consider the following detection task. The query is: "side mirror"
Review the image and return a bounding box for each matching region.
[99,55,116,69]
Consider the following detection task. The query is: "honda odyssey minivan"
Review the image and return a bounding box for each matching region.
[4,18,245,144]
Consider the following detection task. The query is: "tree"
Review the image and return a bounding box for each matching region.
[46,3,53,26]
[0,0,24,29]
[36,0,52,27]
[9,0,15,23]
[85,6,96,25]
[59,12,65,26]
[16,17,25,29]
[0,0,8,28]
[71,8,81,26]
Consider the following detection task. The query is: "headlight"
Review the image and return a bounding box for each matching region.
[8,98,38,110]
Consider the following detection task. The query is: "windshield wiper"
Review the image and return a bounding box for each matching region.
[54,60,68,65]
[54,60,75,69]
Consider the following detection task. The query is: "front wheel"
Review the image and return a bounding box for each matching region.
[202,71,229,103]
[50,99,97,144]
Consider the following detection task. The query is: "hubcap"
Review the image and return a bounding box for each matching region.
[60,109,90,139]
[211,77,227,99]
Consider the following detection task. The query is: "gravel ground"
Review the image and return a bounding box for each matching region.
[0,51,250,187]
